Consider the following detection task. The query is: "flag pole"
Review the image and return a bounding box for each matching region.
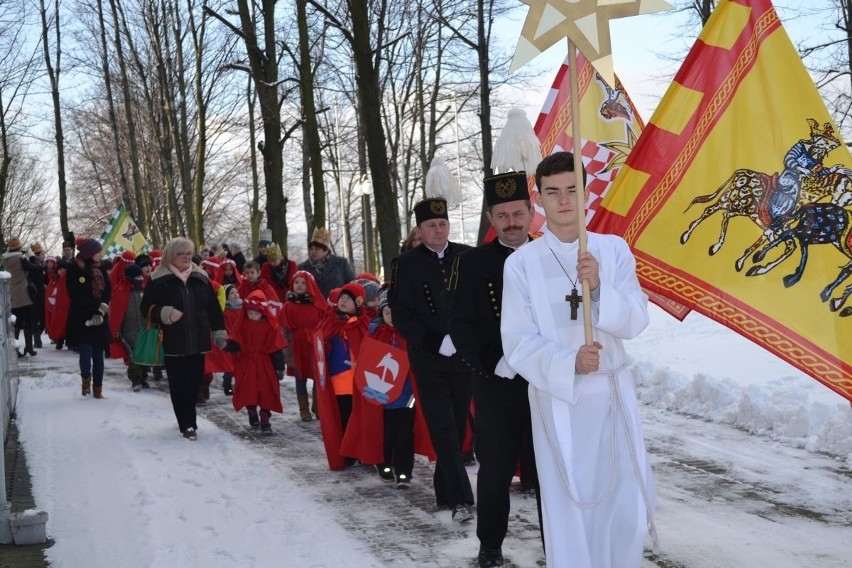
[567,39,593,345]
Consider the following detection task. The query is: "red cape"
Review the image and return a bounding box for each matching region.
[260,259,298,302]
[204,309,240,373]
[316,310,370,470]
[341,323,436,463]
[44,273,70,341]
[230,300,287,413]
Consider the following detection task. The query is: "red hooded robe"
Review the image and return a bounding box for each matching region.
[45,270,70,341]
[230,291,287,413]
[316,306,370,470]
[282,271,327,379]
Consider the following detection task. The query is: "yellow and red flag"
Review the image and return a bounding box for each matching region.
[515,50,689,317]
[596,0,852,401]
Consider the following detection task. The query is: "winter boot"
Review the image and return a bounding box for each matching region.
[55,338,64,350]
[297,394,312,422]
[152,367,163,381]
[93,385,104,399]
[81,376,92,396]
[24,330,37,356]
[131,381,142,392]
[247,406,260,429]
[260,409,272,433]
[222,374,233,396]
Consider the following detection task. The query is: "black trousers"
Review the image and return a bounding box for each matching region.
[164,354,204,432]
[474,373,540,550]
[411,351,474,508]
[383,406,415,477]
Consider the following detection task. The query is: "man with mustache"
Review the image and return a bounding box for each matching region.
[449,171,540,568]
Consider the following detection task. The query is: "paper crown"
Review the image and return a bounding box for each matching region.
[309,227,331,249]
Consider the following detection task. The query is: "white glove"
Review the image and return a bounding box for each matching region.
[438,334,456,357]
[494,356,516,379]
[161,306,183,324]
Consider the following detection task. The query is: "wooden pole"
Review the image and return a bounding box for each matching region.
[567,40,594,345]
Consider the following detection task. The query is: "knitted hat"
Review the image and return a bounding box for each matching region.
[135,254,152,269]
[5,237,21,251]
[121,250,137,262]
[413,197,448,225]
[359,280,381,305]
[77,238,102,260]
[309,227,331,250]
[484,171,530,207]
[339,282,365,307]
[378,289,390,311]
[258,239,272,248]
[124,263,143,280]
[30,242,43,254]
[267,243,282,262]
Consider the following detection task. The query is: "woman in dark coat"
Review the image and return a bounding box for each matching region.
[66,238,112,398]
[140,237,226,440]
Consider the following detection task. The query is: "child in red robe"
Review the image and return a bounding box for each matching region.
[45,258,71,349]
[205,284,241,395]
[214,258,243,287]
[228,290,287,432]
[282,270,327,421]
[316,282,370,469]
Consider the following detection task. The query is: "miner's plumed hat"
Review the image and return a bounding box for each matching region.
[484,171,529,207]
[413,197,448,226]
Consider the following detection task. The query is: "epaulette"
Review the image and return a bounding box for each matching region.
[530,231,543,240]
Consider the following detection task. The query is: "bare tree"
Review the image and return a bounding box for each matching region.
[0,2,39,251]
[205,0,292,248]
[800,0,852,136]
[38,0,70,238]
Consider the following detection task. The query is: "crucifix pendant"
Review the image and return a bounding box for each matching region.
[566,288,581,320]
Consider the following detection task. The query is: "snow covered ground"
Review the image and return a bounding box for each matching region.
[10,305,852,567]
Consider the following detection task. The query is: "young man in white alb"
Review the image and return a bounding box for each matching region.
[501,151,656,568]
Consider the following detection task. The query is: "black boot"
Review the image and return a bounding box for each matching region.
[247,406,260,429]
[24,331,37,356]
[222,374,233,396]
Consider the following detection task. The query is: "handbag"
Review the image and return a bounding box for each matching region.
[131,306,165,366]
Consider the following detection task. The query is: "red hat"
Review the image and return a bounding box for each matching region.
[327,287,342,306]
[121,250,137,261]
[340,282,365,307]
[355,272,380,284]
[149,249,163,259]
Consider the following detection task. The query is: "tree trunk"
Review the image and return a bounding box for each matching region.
[39,0,69,238]
[350,1,399,275]
[96,0,132,212]
[187,2,206,245]
[297,0,325,231]
[109,0,148,235]
[247,76,263,254]
[475,0,493,245]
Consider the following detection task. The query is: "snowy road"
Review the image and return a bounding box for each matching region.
[14,350,852,568]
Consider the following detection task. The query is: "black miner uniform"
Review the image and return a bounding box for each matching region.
[449,171,541,555]
[389,198,474,511]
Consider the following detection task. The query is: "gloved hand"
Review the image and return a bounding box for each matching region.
[161,306,183,324]
[98,302,109,316]
[88,314,104,326]
[212,330,228,350]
